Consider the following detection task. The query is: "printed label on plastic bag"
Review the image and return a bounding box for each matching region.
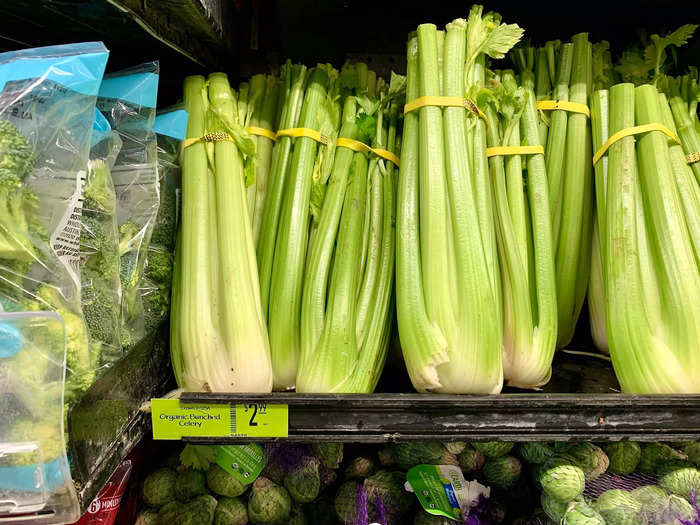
[214,444,266,484]
[405,464,490,520]
[72,460,132,525]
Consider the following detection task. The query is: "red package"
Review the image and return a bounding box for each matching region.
[72,461,132,525]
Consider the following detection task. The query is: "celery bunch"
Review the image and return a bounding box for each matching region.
[482,70,557,388]
[515,34,594,349]
[257,64,341,390]
[396,7,523,393]
[170,74,273,392]
[297,67,402,393]
[592,81,700,393]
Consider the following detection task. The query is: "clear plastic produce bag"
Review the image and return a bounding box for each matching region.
[0,311,80,522]
[81,109,123,370]
[0,41,110,402]
[97,62,160,348]
[140,107,186,332]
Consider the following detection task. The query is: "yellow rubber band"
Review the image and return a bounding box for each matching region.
[371,148,401,168]
[486,145,545,158]
[593,123,681,165]
[536,100,591,118]
[247,126,277,141]
[276,127,330,146]
[404,96,488,126]
[687,152,700,165]
[336,138,400,167]
[183,132,234,148]
[336,137,373,154]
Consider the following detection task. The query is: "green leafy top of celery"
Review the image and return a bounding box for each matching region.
[465,5,524,73]
[615,24,698,85]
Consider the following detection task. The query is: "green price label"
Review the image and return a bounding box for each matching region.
[235,403,288,438]
[151,399,288,440]
[151,399,231,440]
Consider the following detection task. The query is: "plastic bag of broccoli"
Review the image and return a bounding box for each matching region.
[96,63,160,348]
[81,109,123,369]
[140,107,186,332]
[0,42,110,402]
[0,311,80,522]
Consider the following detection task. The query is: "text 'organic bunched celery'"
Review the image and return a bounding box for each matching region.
[593,81,700,393]
[396,7,523,393]
[482,70,557,388]
[257,65,340,389]
[170,74,273,392]
[297,69,403,393]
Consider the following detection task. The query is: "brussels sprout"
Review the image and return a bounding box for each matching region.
[593,489,645,525]
[565,443,609,480]
[389,442,445,470]
[630,484,667,514]
[143,467,178,507]
[284,456,321,503]
[562,501,605,525]
[444,442,467,455]
[604,442,641,474]
[472,442,514,458]
[214,497,248,525]
[656,459,691,476]
[638,443,687,474]
[207,464,250,498]
[344,456,375,479]
[310,443,343,469]
[541,491,571,521]
[483,456,522,490]
[658,467,700,499]
[135,509,159,525]
[364,470,414,520]
[458,446,486,473]
[519,443,555,464]
[175,469,208,501]
[334,480,363,523]
[248,477,292,525]
[156,501,180,525]
[540,461,585,502]
[681,442,700,468]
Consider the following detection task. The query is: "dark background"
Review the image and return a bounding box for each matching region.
[1,0,699,105]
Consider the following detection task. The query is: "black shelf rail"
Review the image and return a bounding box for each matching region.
[179,392,700,443]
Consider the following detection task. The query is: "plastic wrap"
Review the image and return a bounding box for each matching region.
[97,63,160,349]
[0,311,79,522]
[81,109,123,370]
[140,108,186,332]
[0,42,110,402]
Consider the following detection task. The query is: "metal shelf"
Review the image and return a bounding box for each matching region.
[179,391,700,444]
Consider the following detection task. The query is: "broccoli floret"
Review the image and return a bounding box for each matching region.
[81,268,120,347]
[32,285,93,399]
[145,247,173,285]
[0,120,39,261]
[150,173,177,251]
[119,219,143,256]
[84,159,116,215]
[81,214,119,279]
[142,281,170,332]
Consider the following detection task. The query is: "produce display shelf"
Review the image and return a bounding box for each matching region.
[179,392,700,444]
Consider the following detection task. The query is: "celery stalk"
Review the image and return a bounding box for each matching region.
[268,68,333,390]
[555,33,593,347]
[396,33,449,391]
